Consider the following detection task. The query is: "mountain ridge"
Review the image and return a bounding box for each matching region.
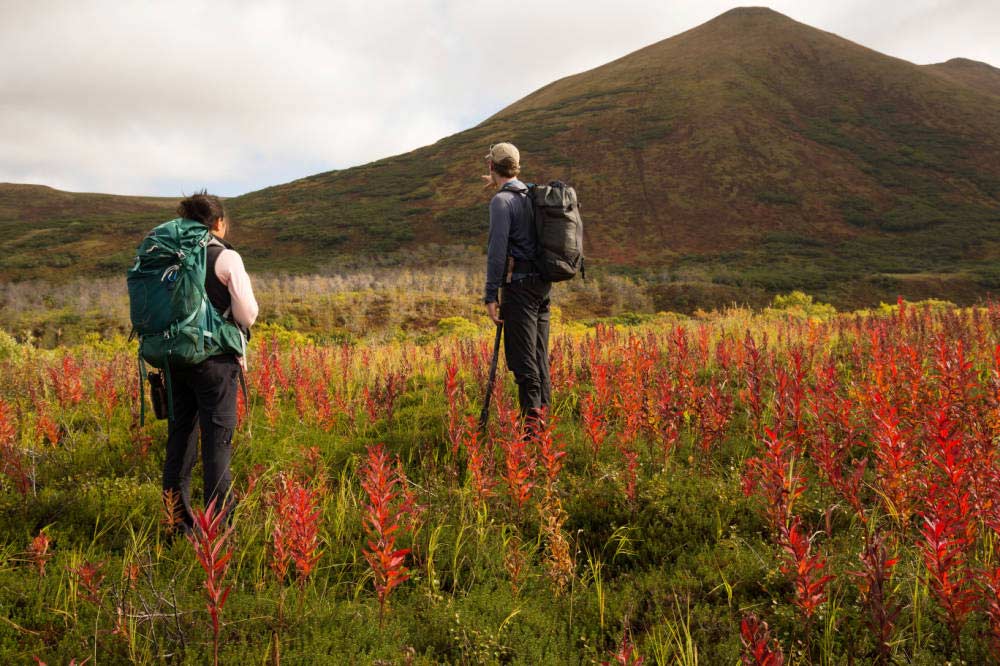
[924,57,1000,98]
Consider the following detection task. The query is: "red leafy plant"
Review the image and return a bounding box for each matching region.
[460,415,496,505]
[50,354,84,408]
[581,392,607,464]
[532,408,566,502]
[269,472,323,586]
[187,498,234,666]
[780,517,833,620]
[254,348,279,425]
[93,366,118,423]
[496,401,535,514]
[740,613,785,665]
[360,443,417,624]
[0,399,30,495]
[161,488,183,532]
[739,330,767,436]
[695,380,734,456]
[445,362,464,455]
[742,428,804,534]
[849,531,900,665]
[918,410,976,647]
[871,397,917,522]
[603,626,645,665]
[28,529,52,577]
[68,559,106,606]
[919,497,976,646]
[34,396,61,446]
[363,371,407,424]
[808,359,867,520]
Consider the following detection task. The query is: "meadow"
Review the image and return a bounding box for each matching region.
[3,292,1000,664]
[0,267,653,349]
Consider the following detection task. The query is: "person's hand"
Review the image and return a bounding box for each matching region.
[238,355,248,373]
[486,301,502,326]
[481,174,495,191]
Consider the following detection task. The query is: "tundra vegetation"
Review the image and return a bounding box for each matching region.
[3,294,1000,664]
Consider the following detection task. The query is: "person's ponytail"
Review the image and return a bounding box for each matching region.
[177,190,225,226]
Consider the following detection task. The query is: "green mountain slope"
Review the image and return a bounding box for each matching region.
[2,7,999,310]
[0,184,175,275]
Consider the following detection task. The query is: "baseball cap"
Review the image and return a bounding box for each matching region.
[485,142,520,166]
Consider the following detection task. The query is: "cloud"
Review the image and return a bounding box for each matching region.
[0,0,997,196]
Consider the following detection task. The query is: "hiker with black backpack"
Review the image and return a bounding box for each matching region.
[480,143,585,431]
[127,192,258,535]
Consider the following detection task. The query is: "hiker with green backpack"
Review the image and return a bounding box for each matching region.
[481,142,584,427]
[127,192,258,534]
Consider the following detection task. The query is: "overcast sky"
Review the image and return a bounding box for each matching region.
[1,0,997,197]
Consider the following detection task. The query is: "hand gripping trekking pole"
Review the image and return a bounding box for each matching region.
[478,319,504,436]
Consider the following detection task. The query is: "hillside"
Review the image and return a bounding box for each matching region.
[924,58,1000,98]
[2,6,999,311]
[0,184,175,276]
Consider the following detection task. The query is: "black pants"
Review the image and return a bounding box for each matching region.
[163,355,239,531]
[501,277,552,415]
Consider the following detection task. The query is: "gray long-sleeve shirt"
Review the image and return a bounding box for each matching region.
[484,179,537,303]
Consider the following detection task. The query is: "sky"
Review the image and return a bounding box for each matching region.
[1,0,998,197]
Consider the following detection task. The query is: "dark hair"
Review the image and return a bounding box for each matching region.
[491,157,521,179]
[177,190,226,226]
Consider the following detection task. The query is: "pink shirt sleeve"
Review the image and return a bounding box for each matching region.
[214,249,259,330]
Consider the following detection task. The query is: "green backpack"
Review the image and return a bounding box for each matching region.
[127,217,246,421]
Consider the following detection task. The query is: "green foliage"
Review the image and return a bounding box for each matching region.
[436,316,480,338]
[769,290,837,318]
[838,196,878,228]
[755,190,801,206]
[0,329,17,360]
[435,206,485,236]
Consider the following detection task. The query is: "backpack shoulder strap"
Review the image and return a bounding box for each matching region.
[206,242,224,263]
[205,235,233,269]
[499,182,529,196]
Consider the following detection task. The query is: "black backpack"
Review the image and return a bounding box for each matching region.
[504,180,585,282]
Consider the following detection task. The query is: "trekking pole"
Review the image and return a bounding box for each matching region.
[478,320,504,436]
[238,365,252,441]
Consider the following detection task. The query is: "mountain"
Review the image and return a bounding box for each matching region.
[924,58,1000,99]
[2,7,999,311]
[0,184,175,275]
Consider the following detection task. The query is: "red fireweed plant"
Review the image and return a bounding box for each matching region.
[93,365,118,424]
[742,428,804,535]
[849,530,900,665]
[28,529,52,577]
[187,498,234,666]
[360,443,417,624]
[460,415,496,504]
[445,362,464,455]
[740,613,785,666]
[532,407,565,503]
[0,399,29,495]
[781,517,833,620]
[68,559,106,606]
[916,410,977,649]
[603,626,645,665]
[50,354,84,408]
[871,395,916,523]
[269,473,323,586]
[496,400,535,515]
[581,392,608,465]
